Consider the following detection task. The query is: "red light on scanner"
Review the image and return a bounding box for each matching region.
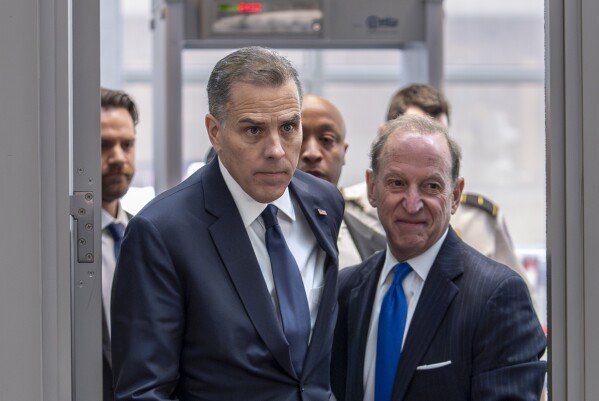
[238,3,262,13]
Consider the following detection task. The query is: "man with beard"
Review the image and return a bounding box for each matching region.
[100,87,138,401]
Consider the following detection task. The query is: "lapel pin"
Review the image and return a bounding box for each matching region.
[317,208,327,216]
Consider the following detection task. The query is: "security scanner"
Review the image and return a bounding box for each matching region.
[152,0,444,192]
[184,0,428,48]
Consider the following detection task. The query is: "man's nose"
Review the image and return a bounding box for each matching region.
[300,137,322,162]
[264,130,286,158]
[402,186,423,213]
[108,144,127,164]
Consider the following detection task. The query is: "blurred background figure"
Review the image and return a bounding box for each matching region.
[100,87,139,401]
[299,94,386,268]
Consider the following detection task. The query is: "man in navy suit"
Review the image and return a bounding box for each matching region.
[111,47,344,401]
[331,114,546,401]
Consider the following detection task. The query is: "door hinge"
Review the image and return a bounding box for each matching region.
[69,191,95,263]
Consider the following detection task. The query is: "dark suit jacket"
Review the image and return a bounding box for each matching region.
[342,202,386,261]
[103,208,133,401]
[102,309,114,401]
[331,228,547,401]
[111,158,344,401]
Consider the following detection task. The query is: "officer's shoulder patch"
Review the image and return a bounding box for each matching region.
[460,192,498,217]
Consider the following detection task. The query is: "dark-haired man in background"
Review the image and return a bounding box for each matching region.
[298,94,385,268]
[100,87,138,401]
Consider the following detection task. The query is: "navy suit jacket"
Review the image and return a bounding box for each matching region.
[111,158,344,401]
[331,228,546,401]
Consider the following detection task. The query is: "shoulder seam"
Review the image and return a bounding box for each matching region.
[460,192,498,217]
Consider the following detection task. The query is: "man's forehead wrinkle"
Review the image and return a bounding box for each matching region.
[228,95,299,111]
[235,111,301,124]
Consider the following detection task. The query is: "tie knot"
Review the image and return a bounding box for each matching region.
[261,204,279,229]
[392,262,412,286]
[107,222,125,241]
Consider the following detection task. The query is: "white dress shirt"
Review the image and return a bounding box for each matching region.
[362,229,448,401]
[219,160,326,333]
[338,219,362,269]
[101,204,129,337]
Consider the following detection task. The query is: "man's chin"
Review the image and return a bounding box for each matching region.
[249,185,288,204]
[102,187,129,202]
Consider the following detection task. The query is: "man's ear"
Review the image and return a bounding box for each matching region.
[205,114,221,151]
[342,143,349,166]
[366,169,377,208]
[451,177,465,214]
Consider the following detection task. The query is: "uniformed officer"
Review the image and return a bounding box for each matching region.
[298,94,386,268]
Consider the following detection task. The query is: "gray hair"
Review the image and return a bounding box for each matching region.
[370,114,462,185]
[207,46,303,123]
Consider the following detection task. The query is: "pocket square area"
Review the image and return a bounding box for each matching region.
[416,360,452,370]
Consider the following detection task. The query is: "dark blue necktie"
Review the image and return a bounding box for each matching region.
[261,204,311,376]
[106,222,125,259]
[375,262,413,401]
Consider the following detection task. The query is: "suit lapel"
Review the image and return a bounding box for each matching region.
[289,175,338,258]
[204,161,296,378]
[288,175,339,376]
[346,253,385,400]
[392,229,464,400]
[343,205,386,260]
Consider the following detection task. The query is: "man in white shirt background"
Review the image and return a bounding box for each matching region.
[100,87,138,401]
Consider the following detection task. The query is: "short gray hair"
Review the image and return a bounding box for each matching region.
[207,46,303,123]
[370,114,462,185]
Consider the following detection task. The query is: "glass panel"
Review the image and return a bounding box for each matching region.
[445,82,546,247]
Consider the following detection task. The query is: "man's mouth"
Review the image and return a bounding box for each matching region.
[305,169,324,179]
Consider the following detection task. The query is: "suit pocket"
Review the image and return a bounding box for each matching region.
[406,362,463,401]
[416,360,452,370]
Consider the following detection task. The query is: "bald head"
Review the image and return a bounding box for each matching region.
[299,94,348,186]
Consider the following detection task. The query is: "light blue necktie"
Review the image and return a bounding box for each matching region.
[106,222,125,259]
[261,204,311,376]
[375,262,413,401]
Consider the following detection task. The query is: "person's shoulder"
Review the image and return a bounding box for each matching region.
[459,192,500,218]
[294,169,337,190]
[458,236,521,284]
[293,169,343,204]
[338,250,384,290]
[292,170,344,222]
[136,166,206,220]
[341,181,368,201]
[341,181,375,216]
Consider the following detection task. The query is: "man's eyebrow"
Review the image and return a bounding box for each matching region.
[424,172,447,183]
[281,114,301,124]
[238,117,267,125]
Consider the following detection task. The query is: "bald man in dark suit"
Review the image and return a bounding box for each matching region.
[331,114,546,401]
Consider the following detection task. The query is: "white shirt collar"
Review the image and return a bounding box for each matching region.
[381,228,449,284]
[218,158,296,227]
[101,202,129,230]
